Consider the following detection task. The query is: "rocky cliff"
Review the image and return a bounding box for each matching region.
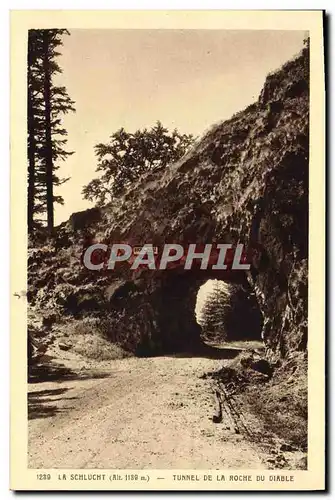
[28,43,309,361]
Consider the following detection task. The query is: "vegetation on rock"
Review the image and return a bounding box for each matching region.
[28,40,309,364]
[82,122,194,205]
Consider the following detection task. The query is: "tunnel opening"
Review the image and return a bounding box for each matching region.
[134,268,265,356]
[195,278,264,347]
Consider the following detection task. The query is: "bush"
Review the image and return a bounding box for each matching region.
[56,317,132,361]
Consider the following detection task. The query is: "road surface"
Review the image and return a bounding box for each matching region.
[28,354,268,469]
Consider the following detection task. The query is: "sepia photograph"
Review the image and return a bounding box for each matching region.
[10,10,325,491]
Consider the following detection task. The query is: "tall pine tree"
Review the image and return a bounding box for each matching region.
[198,282,230,341]
[27,29,75,234]
[198,282,263,342]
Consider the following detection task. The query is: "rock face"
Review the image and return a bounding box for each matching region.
[28,43,309,360]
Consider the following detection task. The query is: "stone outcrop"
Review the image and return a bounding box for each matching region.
[28,43,309,360]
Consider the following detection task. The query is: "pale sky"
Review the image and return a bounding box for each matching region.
[54,29,306,225]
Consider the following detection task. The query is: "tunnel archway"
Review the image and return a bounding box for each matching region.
[132,266,264,356]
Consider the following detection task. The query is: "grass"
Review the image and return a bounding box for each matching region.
[71,333,131,361]
[213,350,307,451]
[245,353,307,450]
[55,317,132,361]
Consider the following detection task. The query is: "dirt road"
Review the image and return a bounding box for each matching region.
[28,354,268,469]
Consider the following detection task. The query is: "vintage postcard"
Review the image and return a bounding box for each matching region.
[10,10,325,491]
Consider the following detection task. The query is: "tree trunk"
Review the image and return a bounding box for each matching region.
[27,71,35,234]
[42,31,54,233]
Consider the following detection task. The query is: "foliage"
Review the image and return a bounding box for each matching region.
[199,282,263,342]
[198,282,230,341]
[27,29,75,232]
[82,122,194,205]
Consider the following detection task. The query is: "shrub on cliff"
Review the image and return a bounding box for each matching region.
[82,121,194,205]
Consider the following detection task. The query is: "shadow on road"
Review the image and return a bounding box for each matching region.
[28,360,112,384]
[28,387,77,420]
